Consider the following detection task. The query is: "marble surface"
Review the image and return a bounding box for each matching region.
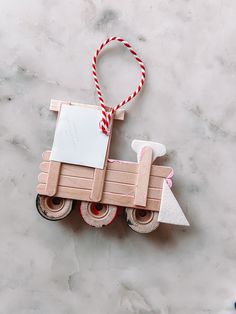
[0,0,236,313]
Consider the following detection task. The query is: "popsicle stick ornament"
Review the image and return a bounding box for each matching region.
[36,37,189,233]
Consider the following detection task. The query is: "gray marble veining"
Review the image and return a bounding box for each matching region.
[0,0,236,313]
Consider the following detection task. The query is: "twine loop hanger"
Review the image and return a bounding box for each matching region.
[92,37,146,135]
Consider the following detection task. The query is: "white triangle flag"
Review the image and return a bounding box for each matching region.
[158,180,190,226]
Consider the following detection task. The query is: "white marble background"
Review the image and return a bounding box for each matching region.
[0,0,236,313]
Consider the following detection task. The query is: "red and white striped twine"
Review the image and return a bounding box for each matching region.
[92,37,146,135]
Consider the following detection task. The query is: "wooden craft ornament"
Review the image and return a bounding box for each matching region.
[36,37,189,234]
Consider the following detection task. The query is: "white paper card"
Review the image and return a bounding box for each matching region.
[50,105,109,169]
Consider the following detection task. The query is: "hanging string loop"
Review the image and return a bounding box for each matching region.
[92,37,146,135]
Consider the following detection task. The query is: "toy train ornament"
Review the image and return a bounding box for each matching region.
[36,99,189,233]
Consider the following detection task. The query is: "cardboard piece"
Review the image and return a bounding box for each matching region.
[158,180,189,226]
[50,105,109,169]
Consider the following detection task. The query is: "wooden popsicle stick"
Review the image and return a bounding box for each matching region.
[151,165,173,178]
[41,151,173,178]
[90,117,114,202]
[43,103,64,197]
[45,161,61,196]
[104,191,160,211]
[39,162,164,188]
[38,172,93,189]
[38,172,163,199]
[37,183,161,212]
[103,182,162,199]
[108,160,172,178]
[134,146,153,207]
[42,150,51,161]
[40,161,94,179]
[50,99,125,121]
[90,168,106,202]
[37,183,90,200]
[104,170,136,185]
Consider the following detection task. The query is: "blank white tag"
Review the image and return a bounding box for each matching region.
[50,105,109,169]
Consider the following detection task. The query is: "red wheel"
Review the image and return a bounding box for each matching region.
[125,208,159,233]
[80,202,117,227]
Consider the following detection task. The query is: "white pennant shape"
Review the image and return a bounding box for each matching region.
[158,180,190,226]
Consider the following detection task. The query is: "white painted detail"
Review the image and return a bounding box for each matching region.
[158,180,190,226]
[50,105,109,169]
[131,140,166,162]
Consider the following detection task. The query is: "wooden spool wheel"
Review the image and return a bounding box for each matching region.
[125,208,159,233]
[80,201,118,227]
[36,194,73,221]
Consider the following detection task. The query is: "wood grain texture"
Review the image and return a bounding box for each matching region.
[38,173,162,199]
[45,161,61,196]
[90,117,114,202]
[39,162,164,188]
[134,146,153,207]
[40,161,94,179]
[41,151,173,178]
[90,168,106,202]
[50,99,125,120]
[37,184,161,211]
